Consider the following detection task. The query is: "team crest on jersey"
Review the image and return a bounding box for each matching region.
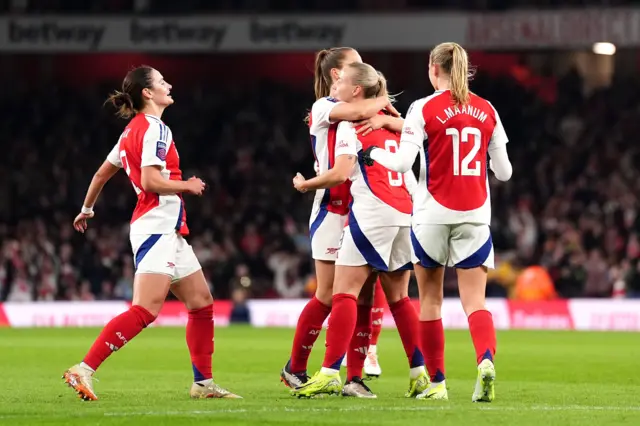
[156,141,167,161]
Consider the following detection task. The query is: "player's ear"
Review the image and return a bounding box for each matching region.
[142,87,153,100]
[330,67,340,83]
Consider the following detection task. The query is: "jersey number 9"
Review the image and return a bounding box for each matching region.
[384,139,403,187]
[446,127,482,177]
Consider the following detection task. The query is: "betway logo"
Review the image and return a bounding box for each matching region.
[250,20,344,45]
[8,20,105,49]
[130,20,227,48]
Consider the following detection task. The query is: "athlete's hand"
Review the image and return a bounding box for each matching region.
[185,176,206,196]
[354,115,388,137]
[360,146,377,167]
[293,173,308,193]
[384,100,401,117]
[73,212,94,233]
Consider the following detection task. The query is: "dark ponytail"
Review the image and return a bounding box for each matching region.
[104,65,155,119]
[313,46,355,100]
[313,49,331,100]
[106,91,135,119]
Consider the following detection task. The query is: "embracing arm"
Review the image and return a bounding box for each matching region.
[297,154,357,191]
[329,97,399,122]
[369,142,420,173]
[366,99,425,173]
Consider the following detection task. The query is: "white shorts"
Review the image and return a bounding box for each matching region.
[309,209,348,261]
[411,223,494,269]
[130,232,202,281]
[336,223,413,272]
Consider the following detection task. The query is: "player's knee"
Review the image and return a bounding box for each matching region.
[133,301,162,320]
[462,302,486,317]
[315,287,333,306]
[182,288,213,311]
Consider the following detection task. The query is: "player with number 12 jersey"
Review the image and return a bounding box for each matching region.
[363,42,512,403]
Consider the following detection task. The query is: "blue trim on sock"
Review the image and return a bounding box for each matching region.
[482,349,493,362]
[329,354,345,370]
[192,363,206,382]
[410,347,425,368]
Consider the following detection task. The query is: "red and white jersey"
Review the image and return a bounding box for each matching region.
[401,90,508,225]
[309,97,351,216]
[106,113,189,236]
[335,120,413,227]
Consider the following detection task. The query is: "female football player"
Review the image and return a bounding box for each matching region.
[280,47,402,388]
[63,66,240,401]
[280,47,405,388]
[363,42,513,402]
[290,62,428,399]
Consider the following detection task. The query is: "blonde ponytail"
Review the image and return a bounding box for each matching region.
[450,44,470,105]
[430,42,475,106]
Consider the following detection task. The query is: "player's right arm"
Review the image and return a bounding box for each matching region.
[313,97,399,128]
[294,122,358,192]
[139,125,205,195]
[73,143,123,233]
[487,104,512,182]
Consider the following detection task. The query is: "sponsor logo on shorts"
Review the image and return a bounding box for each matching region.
[166,262,176,268]
[403,126,414,135]
[337,140,349,148]
[326,248,339,254]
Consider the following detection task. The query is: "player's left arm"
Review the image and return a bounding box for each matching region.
[487,104,512,182]
[354,116,404,137]
[294,122,357,192]
[363,102,424,172]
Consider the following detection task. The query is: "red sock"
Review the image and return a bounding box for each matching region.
[187,304,214,382]
[389,297,424,368]
[371,280,386,345]
[468,310,496,364]
[83,305,156,371]
[420,319,445,382]
[290,296,331,373]
[322,294,357,370]
[347,304,372,381]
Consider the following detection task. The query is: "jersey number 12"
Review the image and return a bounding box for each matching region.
[384,139,403,187]
[446,127,482,176]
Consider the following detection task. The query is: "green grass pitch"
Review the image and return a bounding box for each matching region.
[1,326,639,425]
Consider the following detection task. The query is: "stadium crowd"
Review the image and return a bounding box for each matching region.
[0,66,638,302]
